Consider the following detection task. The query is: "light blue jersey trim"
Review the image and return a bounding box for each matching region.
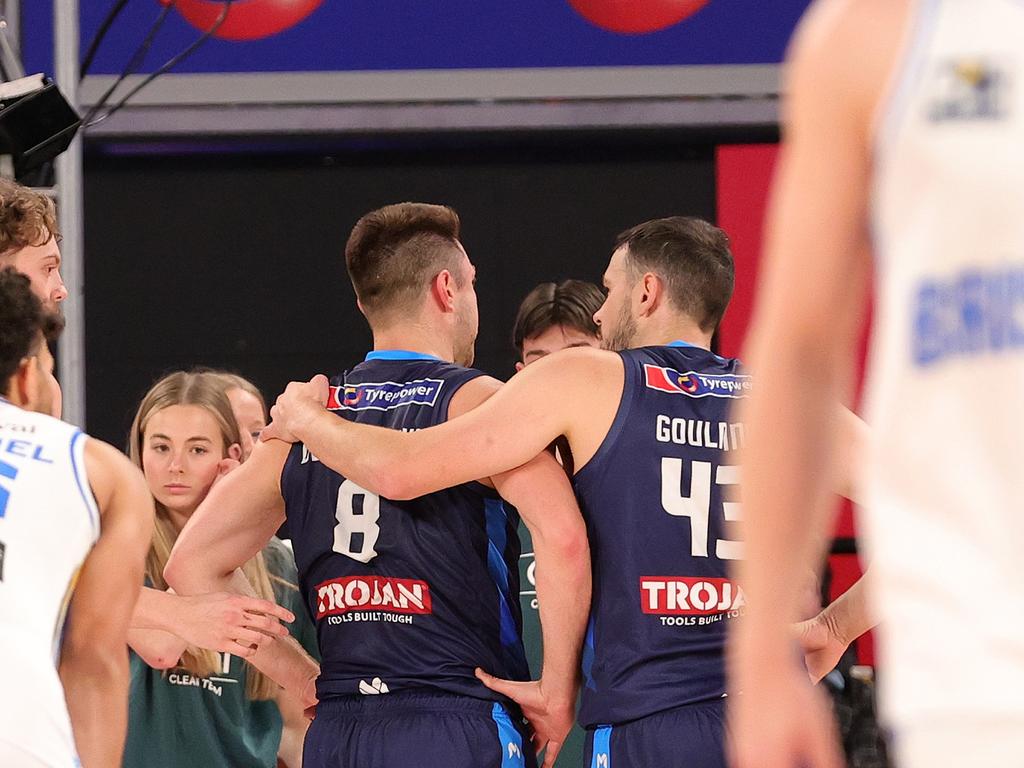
[590,726,613,768]
[69,431,100,538]
[364,349,443,362]
[492,703,526,768]
[484,499,527,670]
[667,339,726,363]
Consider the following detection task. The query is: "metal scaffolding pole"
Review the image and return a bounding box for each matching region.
[54,0,86,428]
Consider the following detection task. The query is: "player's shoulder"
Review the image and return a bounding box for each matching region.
[2,404,77,439]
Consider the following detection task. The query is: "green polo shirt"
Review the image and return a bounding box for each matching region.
[123,539,317,768]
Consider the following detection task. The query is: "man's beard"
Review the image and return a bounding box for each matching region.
[601,302,638,352]
[454,314,476,367]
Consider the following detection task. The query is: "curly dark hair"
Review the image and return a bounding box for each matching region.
[0,267,44,388]
[0,179,59,259]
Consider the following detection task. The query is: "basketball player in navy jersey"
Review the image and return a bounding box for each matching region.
[265,216,865,768]
[167,203,591,768]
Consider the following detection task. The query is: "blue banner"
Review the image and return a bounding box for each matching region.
[25,1,809,76]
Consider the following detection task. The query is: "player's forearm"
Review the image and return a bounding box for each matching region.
[59,651,130,768]
[131,586,187,632]
[817,568,877,647]
[736,342,847,649]
[222,569,319,703]
[531,526,591,702]
[294,407,434,500]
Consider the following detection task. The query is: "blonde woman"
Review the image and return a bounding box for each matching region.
[123,371,318,768]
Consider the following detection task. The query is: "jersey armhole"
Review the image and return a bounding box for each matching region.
[871,0,941,160]
[572,352,632,480]
[69,431,101,541]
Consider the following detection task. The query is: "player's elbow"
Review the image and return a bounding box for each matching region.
[162,547,190,593]
[533,518,591,572]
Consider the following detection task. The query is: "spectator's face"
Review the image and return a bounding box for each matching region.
[142,405,234,522]
[227,387,266,462]
[517,325,600,371]
[5,238,67,311]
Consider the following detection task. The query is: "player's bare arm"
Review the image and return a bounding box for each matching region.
[264,346,624,499]
[165,440,319,707]
[127,585,294,669]
[59,438,154,768]
[445,376,592,767]
[728,1,909,768]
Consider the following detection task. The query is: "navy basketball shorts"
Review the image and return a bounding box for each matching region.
[303,691,537,768]
[584,697,727,768]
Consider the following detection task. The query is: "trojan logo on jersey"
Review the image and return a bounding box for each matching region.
[643,364,751,399]
[326,379,444,412]
[639,577,745,615]
[316,575,433,618]
[928,58,1009,122]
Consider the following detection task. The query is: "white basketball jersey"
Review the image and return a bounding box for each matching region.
[0,400,99,766]
[867,0,1024,726]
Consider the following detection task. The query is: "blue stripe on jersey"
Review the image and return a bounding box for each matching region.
[485,498,526,663]
[491,703,527,768]
[68,431,99,535]
[0,458,17,518]
[590,727,612,768]
[364,349,443,362]
[582,615,597,691]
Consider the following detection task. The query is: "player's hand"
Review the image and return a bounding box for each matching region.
[475,668,574,768]
[263,375,331,444]
[795,611,850,683]
[174,592,295,658]
[728,643,843,768]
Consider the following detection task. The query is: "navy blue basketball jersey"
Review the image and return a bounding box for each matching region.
[281,351,530,703]
[574,342,748,727]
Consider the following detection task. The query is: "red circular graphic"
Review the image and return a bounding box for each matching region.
[568,0,710,34]
[165,0,323,41]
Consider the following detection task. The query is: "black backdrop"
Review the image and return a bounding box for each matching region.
[82,136,717,445]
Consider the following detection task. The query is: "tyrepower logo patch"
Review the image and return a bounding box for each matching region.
[640,577,745,615]
[316,576,433,619]
[326,379,444,412]
[643,365,751,399]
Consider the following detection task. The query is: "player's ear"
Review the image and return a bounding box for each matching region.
[11,356,36,409]
[514,361,525,373]
[637,272,663,318]
[430,270,457,313]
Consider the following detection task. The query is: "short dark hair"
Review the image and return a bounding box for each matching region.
[512,279,604,353]
[615,216,734,332]
[345,203,464,320]
[0,267,44,387]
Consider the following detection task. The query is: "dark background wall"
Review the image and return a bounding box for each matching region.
[82,136,717,446]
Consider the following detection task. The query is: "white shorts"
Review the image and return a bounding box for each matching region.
[895,717,1024,768]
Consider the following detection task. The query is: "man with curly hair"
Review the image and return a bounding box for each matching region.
[0,178,67,310]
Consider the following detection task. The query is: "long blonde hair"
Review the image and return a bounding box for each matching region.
[128,370,278,700]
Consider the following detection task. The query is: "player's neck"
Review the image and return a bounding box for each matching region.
[371,324,455,363]
[634,317,712,350]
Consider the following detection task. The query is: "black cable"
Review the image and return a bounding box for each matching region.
[86,0,233,129]
[82,1,176,126]
[80,0,131,80]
